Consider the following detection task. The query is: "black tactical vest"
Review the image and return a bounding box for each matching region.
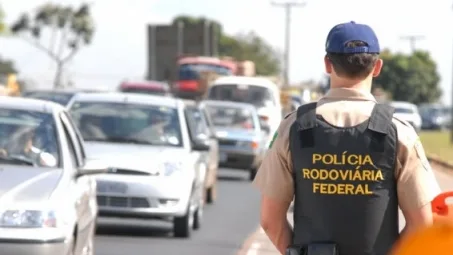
[289,102,399,255]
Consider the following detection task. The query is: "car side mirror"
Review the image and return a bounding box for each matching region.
[75,159,108,178]
[192,140,210,151]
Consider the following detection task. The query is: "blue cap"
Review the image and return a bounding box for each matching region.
[325,21,380,54]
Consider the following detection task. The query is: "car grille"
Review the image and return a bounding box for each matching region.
[218,139,237,146]
[97,196,152,208]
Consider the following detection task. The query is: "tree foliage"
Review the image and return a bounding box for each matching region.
[10,3,95,88]
[172,15,281,76]
[0,6,6,34]
[374,49,441,104]
[0,57,17,75]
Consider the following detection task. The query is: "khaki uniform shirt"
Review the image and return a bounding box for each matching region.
[253,88,441,212]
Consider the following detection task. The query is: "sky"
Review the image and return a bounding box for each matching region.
[1,0,453,104]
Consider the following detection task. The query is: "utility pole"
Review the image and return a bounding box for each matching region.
[446,3,453,143]
[400,35,425,53]
[271,1,306,88]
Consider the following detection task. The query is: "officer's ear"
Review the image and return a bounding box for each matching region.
[372,59,383,77]
[324,55,333,74]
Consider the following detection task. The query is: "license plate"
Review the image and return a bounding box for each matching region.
[219,152,227,163]
[97,181,128,194]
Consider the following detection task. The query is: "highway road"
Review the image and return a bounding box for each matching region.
[94,169,260,255]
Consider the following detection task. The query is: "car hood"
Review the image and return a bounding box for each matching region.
[214,127,259,141]
[0,166,62,204]
[85,142,190,175]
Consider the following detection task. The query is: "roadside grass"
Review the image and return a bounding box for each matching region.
[419,131,453,164]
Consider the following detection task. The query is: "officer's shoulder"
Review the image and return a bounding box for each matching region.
[391,116,419,144]
[284,110,296,119]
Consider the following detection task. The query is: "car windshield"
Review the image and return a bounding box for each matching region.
[0,109,60,168]
[178,63,232,80]
[69,101,183,147]
[23,92,74,106]
[394,107,414,114]
[208,84,274,108]
[205,105,256,130]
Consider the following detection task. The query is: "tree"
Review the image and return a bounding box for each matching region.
[0,57,17,75]
[10,3,95,88]
[0,6,6,34]
[172,15,281,76]
[374,49,441,104]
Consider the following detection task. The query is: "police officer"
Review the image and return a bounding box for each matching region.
[253,21,441,255]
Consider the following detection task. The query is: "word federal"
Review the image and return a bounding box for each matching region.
[302,152,384,196]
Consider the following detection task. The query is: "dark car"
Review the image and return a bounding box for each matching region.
[22,88,105,107]
[419,104,451,130]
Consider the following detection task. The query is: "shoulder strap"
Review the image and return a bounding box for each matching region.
[296,102,317,131]
[367,103,395,135]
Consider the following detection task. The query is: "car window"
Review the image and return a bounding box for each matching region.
[185,107,210,140]
[0,109,60,168]
[208,84,275,108]
[204,104,256,130]
[60,113,83,167]
[70,101,183,147]
[394,107,414,114]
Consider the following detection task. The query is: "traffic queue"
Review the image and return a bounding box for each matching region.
[0,76,281,254]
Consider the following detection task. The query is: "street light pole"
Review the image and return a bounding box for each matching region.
[399,35,425,53]
[451,3,453,143]
[271,1,306,88]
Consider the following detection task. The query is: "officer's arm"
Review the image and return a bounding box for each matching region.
[398,137,440,235]
[253,116,295,254]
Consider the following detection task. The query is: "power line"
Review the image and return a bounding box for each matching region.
[399,35,425,53]
[271,1,306,88]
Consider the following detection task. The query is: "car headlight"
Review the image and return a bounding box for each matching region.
[237,140,259,149]
[162,162,183,176]
[0,210,57,228]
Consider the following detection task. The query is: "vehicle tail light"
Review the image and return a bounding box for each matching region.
[251,141,259,149]
[177,80,199,91]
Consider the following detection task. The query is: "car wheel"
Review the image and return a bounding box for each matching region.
[205,185,217,204]
[173,206,194,238]
[249,168,257,181]
[193,204,203,230]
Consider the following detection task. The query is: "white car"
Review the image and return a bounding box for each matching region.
[207,76,282,145]
[67,93,209,238]
[390,101,422,132]
[0,97,105,255]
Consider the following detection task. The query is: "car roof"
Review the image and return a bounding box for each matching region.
[390,101,417,108]
[71,92,183,108]
[212,76,279,90]
[0,96,65,113]
[201,100,256,110]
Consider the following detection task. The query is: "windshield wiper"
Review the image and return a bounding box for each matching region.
[0,155,35,166]
[104,136,153,145]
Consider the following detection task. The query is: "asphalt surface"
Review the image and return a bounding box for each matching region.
[94,168,261,255]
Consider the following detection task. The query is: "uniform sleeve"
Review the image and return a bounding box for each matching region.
[396,124,441,211]
[252,114,295,203]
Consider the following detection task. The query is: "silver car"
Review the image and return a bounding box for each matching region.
[0,97,105,255]
[67,93,209,238]
[200,100,268,181]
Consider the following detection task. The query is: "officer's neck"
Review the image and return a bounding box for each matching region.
[329,76,372,92]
